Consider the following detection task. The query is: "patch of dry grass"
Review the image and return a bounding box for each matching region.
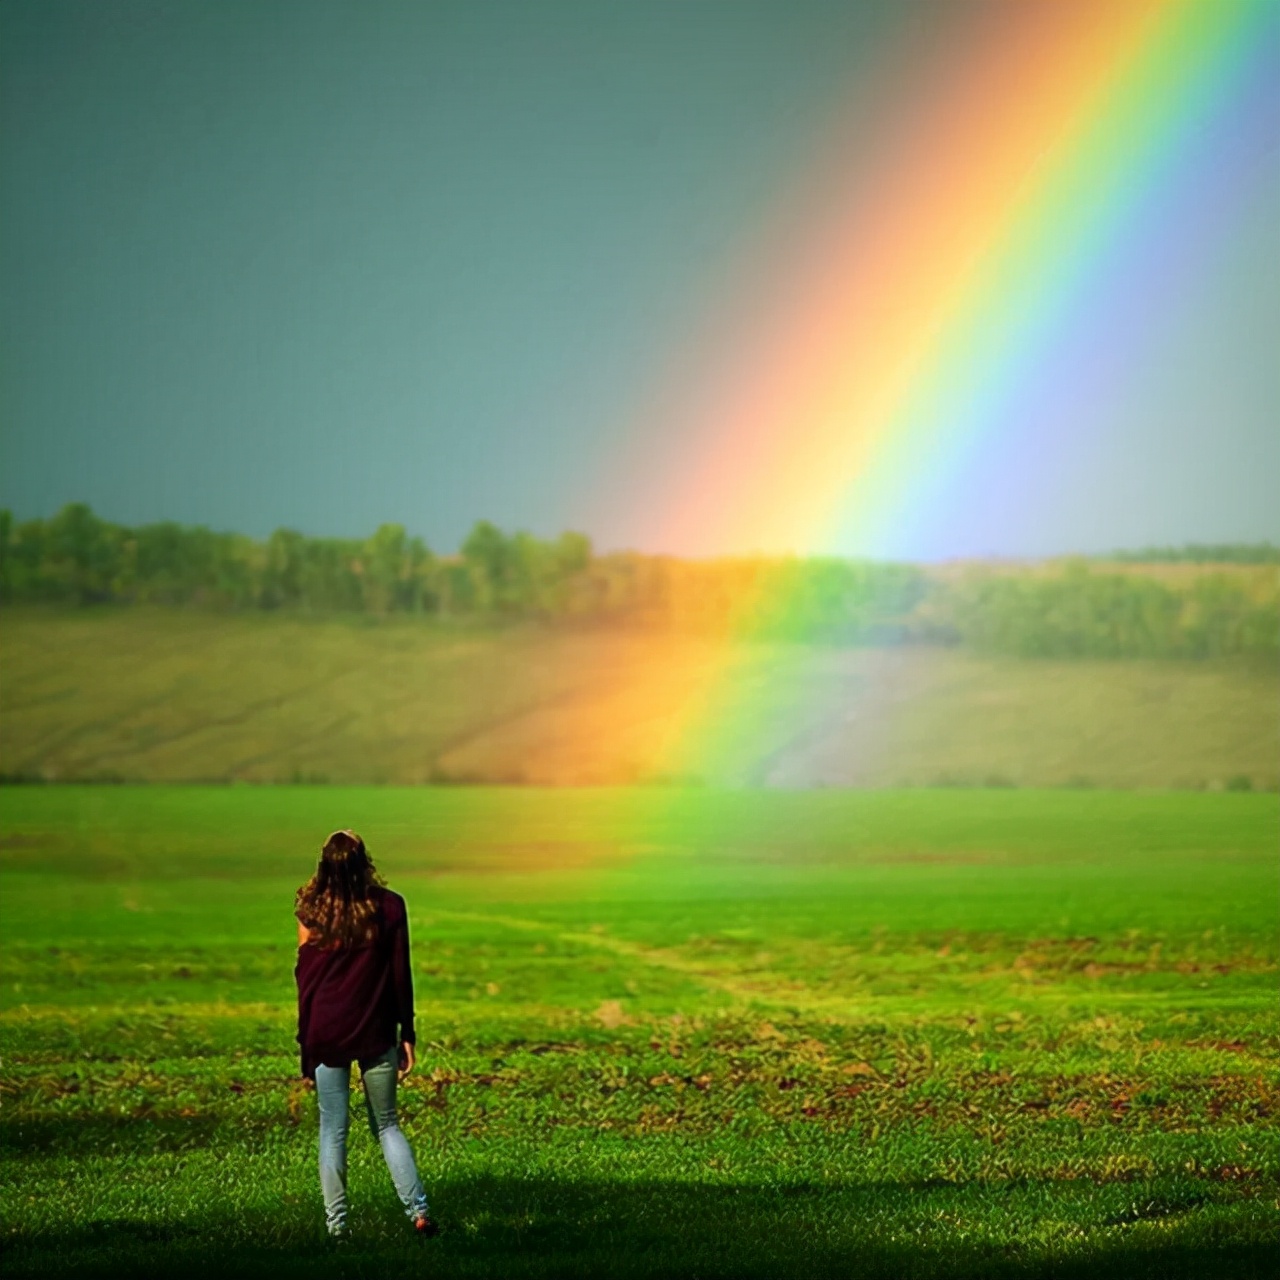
[1,608,1276,788]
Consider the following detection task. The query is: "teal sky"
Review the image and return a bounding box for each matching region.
[1,0,1277,558]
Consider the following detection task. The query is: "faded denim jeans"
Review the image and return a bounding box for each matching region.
[315,1045,428,1234]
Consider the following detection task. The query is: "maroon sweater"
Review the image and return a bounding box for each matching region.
[295,887,416,1079]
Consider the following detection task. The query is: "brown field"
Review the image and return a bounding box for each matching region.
[1,606,1275,788]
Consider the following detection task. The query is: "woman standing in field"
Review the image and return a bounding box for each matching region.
[295,830,437,1240]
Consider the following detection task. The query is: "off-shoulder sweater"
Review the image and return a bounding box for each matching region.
[295,887,416,1079]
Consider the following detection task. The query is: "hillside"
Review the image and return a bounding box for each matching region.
[1,607,1274,789]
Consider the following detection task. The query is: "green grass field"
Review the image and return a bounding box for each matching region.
[2,607,1276,788]
[1,786,1276,1278]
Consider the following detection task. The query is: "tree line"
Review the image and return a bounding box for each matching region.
[1110,542,1278,564]
[1,505,1275,658]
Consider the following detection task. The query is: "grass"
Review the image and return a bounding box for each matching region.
[0,785,1277,1278]
[2,606,1277,787]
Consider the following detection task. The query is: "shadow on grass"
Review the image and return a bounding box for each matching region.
[3,1173,1275,1280]
[2,1114,226,1155]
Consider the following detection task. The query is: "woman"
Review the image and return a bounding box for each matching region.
[295,829,437,1239]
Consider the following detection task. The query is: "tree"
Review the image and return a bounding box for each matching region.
[45,503,121,603]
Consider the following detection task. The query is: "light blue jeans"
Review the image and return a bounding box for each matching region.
[315,1045,428,1234]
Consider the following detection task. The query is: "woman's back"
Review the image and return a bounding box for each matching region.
[296,884,415,1078]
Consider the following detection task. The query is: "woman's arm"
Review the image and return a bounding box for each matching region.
[398,1040,415,1078]
[297,919,310,947]
[390,902,416,1055]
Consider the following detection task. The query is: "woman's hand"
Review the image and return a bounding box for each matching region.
[398,1041,415,1079]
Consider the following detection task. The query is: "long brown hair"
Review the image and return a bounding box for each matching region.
[295,830,386,947]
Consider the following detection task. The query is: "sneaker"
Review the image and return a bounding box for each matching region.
[413,1213,440,1238]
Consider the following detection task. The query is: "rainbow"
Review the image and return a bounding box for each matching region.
[584,0,1277,783]
[621,0,1276,562]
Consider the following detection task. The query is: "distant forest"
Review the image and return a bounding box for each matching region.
[1,505,1276,659]
[1110,543,1280,564]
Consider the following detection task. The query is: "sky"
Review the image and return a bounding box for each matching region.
[1,0,1277,559]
